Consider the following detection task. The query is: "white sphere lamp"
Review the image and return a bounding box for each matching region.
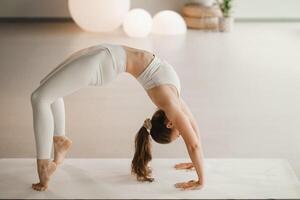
[68,0,130,32]
[152,10,187,35]
[123,8,152,38]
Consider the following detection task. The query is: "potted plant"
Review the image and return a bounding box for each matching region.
[217,0,234,32]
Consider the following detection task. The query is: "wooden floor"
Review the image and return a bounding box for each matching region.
[0,22,300,179]
[0,158,299,199]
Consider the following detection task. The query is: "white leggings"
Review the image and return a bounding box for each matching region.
[30,44,126,159]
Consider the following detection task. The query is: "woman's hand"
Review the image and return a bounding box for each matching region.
[174,162,194,170]
[174,179,204,190]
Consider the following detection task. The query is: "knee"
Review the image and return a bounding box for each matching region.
[31,89,43,105]
[31,79,45,104]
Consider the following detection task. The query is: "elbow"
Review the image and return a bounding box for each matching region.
[187,144,199,152]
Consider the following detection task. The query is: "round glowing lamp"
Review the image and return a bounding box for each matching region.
[152,10,187,35]
[68,0,130,32]
[123,8,152,38]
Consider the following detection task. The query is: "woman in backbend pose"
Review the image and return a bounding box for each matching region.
[30,43,205,191]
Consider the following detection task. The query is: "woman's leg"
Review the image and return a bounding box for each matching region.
[37,83,71,165]
[51,98,66,136]
[50,98,73,164]
[30,51,102,191]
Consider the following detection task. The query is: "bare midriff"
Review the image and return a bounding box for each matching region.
[122,45,155,78]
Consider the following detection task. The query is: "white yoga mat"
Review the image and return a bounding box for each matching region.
[0,158,299,199]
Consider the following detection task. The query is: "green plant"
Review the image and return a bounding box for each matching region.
[217,0,233,17]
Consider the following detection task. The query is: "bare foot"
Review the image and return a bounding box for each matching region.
[53,136,72,165]
[32,159,57,191]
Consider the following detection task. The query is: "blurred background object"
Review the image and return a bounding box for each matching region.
[181,0,234,32]
[217,0,234,32]
[188,0,215,7]
[181,2,222,31]
[151,10,187,35]
[68,0,130,32]
[0,0,299,21]
[123,8,152,38]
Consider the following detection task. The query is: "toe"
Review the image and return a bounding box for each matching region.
[35,184,47,191]
[32,184,38,191]
[40,186,46,191]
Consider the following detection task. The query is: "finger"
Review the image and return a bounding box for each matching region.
[174,166,183,169]
[175,163,186,168]
[176,165,193,170]
[181,185,190,190]
[175,163,194,170]
[176,182,190,188]
[175,163,189,167]
[191,184,203,190]
[184,183,200,190]
[187,182,204,190]
[182,182,194,189]
[184,185,198,190]
[183,185,193,190]
[175,182,186,188]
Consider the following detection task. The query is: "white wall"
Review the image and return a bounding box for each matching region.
[0,0,299,20]
[235,0,300,20]
[0,0,69,17]
[0,0,186,17]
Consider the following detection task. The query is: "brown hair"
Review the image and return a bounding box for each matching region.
[131,109,172,182]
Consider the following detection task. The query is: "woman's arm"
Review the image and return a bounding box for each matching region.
[163,101,206,190]
[174,99,201,170]
[146,85,205,189]
[180,98,201,136]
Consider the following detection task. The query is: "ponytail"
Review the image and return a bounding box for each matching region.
[131,125,154,182]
